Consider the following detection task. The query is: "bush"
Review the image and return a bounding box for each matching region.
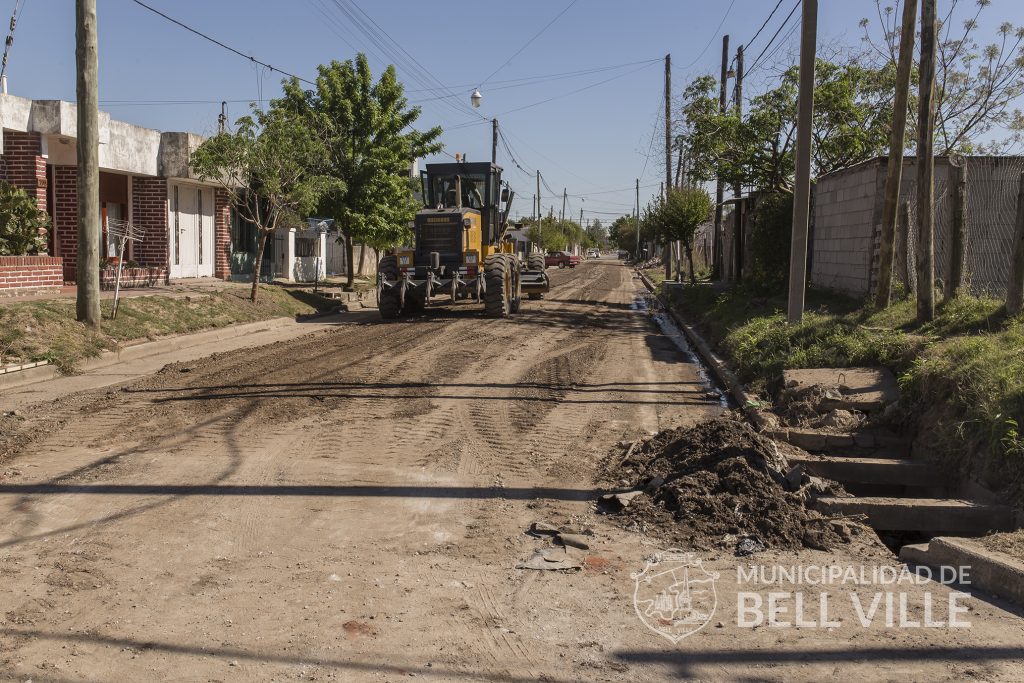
[748,192,792,290]
[0,180,50,255]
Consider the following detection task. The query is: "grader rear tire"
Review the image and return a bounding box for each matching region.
[483,253,512,318]
[377,256,401,320]
[527,254,546,300]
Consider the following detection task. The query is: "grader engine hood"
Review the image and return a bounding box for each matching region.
[414,209,474,268]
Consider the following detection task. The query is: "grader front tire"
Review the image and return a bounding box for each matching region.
[484,254,512,318]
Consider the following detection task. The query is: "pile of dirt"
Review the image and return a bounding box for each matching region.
[602,417,851,553]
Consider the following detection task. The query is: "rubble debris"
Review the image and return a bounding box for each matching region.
[554,533,590,550]
[602,417,848,551]
[516,546,583,572]
[735,535,767,557]
[597,490,644,512]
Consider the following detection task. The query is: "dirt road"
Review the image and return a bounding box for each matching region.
[1,260,1022,682]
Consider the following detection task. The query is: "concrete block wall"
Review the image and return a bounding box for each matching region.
[811,159,883,296]
[0,255,63,294]
[131,177,168,268]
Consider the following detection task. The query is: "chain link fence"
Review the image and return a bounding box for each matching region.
[901,156,1024,298]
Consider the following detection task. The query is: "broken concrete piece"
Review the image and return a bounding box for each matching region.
[555,533,590,550]
[785,464,804,491]
[597,490,644,512]
[528,521,560,537]
[516,546,583,572]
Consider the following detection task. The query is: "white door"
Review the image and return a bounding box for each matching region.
[195,186,214,277]
[170,184,214,278]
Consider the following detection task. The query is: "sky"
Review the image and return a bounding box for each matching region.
[5,0,1023,222]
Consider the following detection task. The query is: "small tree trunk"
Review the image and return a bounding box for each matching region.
[946,160,967,301]
[250,229,269,303]
[684,238,696,284]
[357,242,367,277]
[1006,173,1024,315]
[344,231,355,291]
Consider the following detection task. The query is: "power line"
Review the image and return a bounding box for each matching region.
[410,58,660,104]
[129,0,314,85]
[745,0,801,76]
[678,0,737,70]
[478,0,580,87]
[744,0,786,52]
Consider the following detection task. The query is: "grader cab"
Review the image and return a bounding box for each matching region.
[376,160,549,319]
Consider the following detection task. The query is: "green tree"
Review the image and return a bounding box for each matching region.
[642,188,713,283]
[280,55,442,290]
[608,214,646,255]
[0,180,50,255]
[524,215,587,252]
[861,0,1024,154]
[191,104,338,302]
[678,59,896,193]
[585,218,608,249]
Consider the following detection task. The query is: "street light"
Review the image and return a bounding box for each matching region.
[470,88,482,108]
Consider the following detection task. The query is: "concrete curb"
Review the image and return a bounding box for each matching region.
[0,316,300,392]
[635,270,769,430]
[900,536,1024,609]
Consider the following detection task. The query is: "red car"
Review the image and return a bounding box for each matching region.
[544,251,581,269]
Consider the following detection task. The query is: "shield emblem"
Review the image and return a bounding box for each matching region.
[632,549,719,644]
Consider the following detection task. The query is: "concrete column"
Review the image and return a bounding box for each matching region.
[286,228,296,282]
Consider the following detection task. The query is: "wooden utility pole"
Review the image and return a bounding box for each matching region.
[560,188,567,223]
[916,0,937,323]
[1008,173,1024,315]
[664,54,673,194]
[946,158,967,300]
[713,34,729,279]
[733,44,744,280]
[786,0,817,324]
[874,0,918,309]
[491,118,498,165]
[536,170,542,244]
[76,0,101,327]
[635,178,641,258]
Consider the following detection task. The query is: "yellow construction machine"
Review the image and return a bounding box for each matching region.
[376,159,548,318]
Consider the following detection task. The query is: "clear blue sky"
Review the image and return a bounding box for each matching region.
[5,0,1022,221]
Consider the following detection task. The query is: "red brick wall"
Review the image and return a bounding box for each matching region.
[52,165,78,282]
[214,188,231,279]
[0,256,63,294]
[1,132,47,213]
[131,177,168,268]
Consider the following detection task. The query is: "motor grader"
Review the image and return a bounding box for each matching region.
[376,160,549,319]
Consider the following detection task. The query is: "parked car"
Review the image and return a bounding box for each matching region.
[545,251,581,268]
[586,248,600,259]
[618,250,629,259]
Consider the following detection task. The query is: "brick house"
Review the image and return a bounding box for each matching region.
[0,93,231,293]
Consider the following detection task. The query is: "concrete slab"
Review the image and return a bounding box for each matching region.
[815,496,1015,534]
[788,454,946,487]
[783,366,899,412]
[900,536,1024,608]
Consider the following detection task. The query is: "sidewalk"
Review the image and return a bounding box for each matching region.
[1,277,250,303]
[0,310,372,412]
